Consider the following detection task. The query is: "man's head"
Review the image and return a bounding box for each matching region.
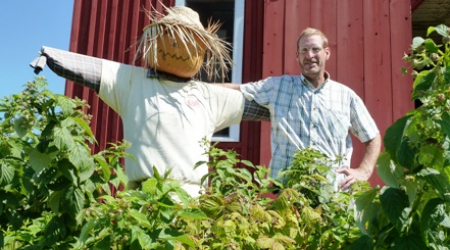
[296,28,330,80]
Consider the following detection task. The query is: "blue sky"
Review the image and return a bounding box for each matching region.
[0,1,74,98]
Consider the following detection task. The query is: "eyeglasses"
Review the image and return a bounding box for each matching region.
[298,47,323,55]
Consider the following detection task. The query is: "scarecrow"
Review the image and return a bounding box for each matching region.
[30,6,269,197]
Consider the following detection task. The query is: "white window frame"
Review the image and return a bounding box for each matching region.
[176,0,245,142]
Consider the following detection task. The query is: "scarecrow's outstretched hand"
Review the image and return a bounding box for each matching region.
[30,46,102,92]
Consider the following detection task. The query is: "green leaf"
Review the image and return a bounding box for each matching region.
[397,137,418,170]
[59,158,77,184]
[0,159,15,185]
[441,111,450,138]
[256,237,276,249]
[412,37,425,49]
[71,117,96,143]
[129,209,152,228]
[29,147,51,173]
[172,186,192,205]
[56,95,75,115]
[443,66,450,83]
[94,155,111,181]
[101,183,112,196]
[417,168,450,196]
[13,116,32,138]
[376,152,403,187]
[240,159,254,168]
[354,188,380,235]
[434,24,449,38]
[48,191,63,213]
[417,144,444,168]
[53,126,75,150]
[41,120,56,139]
[300,206,321,228]
[420,198,445,246]
[392,231,427,250]
[78,219,96,244]
[137,231,153,248]
[349,235,374,250]
[99,195,116,203]
[44,216,67,246]
[412,70,436,99]
[69,142,89,168]
[274,242,286,250]
[273,234,296,245]
[424,38,439,53]
[78,158,95,182]
[177,208,209,220]
[200,196,224,218]
[384,116,410,164]
[142,178,158,193]
[158,228,195,247]
[380,188,410,231]
[6,139,23,159]
[234,168,253,183]
[61,186,85,216]
[404,180,419,206]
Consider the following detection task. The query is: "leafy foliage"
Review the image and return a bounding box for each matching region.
[353,24,450,249]
[0,78,128,249]
[3,25,450,249]
[0,79,371,249]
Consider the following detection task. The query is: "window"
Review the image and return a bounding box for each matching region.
[175,0,245,142]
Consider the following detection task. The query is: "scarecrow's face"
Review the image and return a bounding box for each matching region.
[296,34,330,78]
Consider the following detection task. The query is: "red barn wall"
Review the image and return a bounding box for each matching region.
[260,0,414,186]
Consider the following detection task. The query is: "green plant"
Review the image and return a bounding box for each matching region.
[280,148,371,249]
[0,77,128,249]
[354,24,450,249]
[0,78,381,250]
[5,23,450,248]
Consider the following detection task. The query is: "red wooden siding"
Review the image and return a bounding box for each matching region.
[260,0,414,186]
[219,0,265,165]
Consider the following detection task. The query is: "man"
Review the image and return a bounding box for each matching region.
[223,28,381,191]
[30,6,269,197]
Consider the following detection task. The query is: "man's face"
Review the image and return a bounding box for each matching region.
[296,34,330,78]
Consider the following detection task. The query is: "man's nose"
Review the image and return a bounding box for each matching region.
[305,50,316,58]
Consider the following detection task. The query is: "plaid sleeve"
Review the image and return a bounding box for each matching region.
[30,46,102,92]
[242,99,270,121]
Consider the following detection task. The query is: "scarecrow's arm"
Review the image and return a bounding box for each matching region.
[30,46,102,92]
[30,46,270,121]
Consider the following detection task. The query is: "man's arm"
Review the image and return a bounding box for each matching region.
[337,133,382,190]
[215,83,270,121]
[30,46,102,92]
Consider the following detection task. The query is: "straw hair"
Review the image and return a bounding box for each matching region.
[135,5,233,80]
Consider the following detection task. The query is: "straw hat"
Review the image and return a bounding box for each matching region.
[135,5,233,80]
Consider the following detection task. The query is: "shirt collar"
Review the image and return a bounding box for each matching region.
[300,71,331,89]
[147,68,192,83]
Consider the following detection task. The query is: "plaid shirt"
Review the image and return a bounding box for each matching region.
[241,73,379,181]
